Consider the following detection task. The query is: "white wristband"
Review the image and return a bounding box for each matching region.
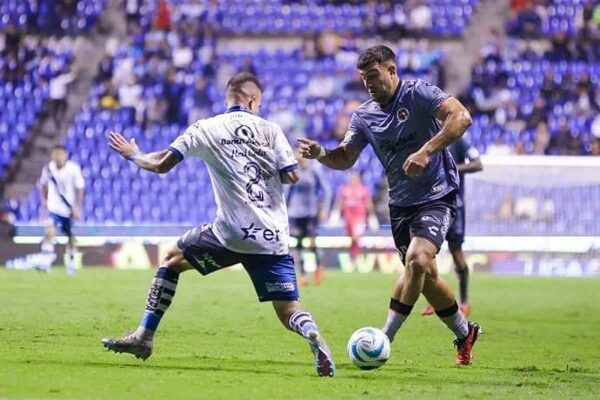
[318,146,327,159]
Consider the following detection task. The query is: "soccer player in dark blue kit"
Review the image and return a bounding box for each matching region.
[298,45,481,365]
[422,136,482,317]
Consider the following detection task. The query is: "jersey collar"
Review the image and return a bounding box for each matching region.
[226,105,253,114]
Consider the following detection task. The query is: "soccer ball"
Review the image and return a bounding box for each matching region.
[347,327,391,370]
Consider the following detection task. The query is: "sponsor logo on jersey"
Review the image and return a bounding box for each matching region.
[241,222,281,242]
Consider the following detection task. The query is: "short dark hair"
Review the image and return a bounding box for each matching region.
[357,45,397,70]
[226,72,263,93]
[52,144,67,152]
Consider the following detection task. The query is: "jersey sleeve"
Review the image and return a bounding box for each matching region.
[273,125,297,173]
[340,112,369,152]
[413,79,451,117]
[168,120,207,161]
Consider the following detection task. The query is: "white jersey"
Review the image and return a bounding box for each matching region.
[169,107,298,255]
[39,160,85,218]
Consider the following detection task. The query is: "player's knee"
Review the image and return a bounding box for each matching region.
[405,251,431,276]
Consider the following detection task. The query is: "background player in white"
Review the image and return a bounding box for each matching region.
[102,72,335,377]
[40,144,85,274]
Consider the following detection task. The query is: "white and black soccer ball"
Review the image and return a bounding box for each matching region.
[347,327,391,370]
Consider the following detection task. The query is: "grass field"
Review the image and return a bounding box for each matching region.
[1,268,599,399]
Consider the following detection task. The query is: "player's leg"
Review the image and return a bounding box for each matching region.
[101,243,193,359]
[102,225,235,360]
[307,218,324,285]
[447,205,470,316]
[290,218,308,285]
[41,216,56,254]
[381,207,411,342]
[411,198,480,365]
[347,220,364,261]
[62,217,77,275]
[244,254,334,377]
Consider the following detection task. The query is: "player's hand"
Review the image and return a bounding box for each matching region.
[72,207,81,220]
[108,131,139,159]
[403,149,430,177]
[297,138,323,159]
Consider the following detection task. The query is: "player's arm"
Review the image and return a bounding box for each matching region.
[365,192,379,230]
[281,169,300,184]
[73,188,84,220]
[403,97,473,177]
[457,157,482,174]
[39,168,49,211]
[297,139,361,170]
[108,131,180,174]
[40,184,48,210]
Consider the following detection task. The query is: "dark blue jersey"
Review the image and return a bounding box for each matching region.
[341,79,459,207]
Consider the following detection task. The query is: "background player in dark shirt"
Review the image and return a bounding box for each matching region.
[422,136,483,317]
[299,45,481,365]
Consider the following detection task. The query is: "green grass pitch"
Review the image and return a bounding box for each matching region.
[1,268,599,399]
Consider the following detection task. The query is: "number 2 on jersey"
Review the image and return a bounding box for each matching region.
[244,162,265,203]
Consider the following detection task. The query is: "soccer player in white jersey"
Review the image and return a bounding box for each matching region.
[39,144,85,274]
[102,73,335,377]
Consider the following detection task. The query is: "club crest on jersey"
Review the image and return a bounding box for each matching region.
[397,107,410,122]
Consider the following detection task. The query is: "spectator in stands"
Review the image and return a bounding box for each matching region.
[163,67,184,124]
[154,0,172,31]
[307,73,335,98]
[145,95,167,125]
[532,121,551,155]
[118,76,143,123]
[99,82,119,110]
[374,1,408,41]
[548,120,581,155]
[240,57,258,76]
[526,96,549,129]
[407,0,432,37]
[49,68,76,128]
[316,31,341,60]
[96,56,114,83]
[573,80,599,117]
[544,33,574,62]
[188,77,212,124]
[507,0,543,38]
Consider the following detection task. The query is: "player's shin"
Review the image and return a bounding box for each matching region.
[436,301,469,339]
[382,298,412,342]
[287,310,320,338]
[134,266,180,340]
[456,267,469,304]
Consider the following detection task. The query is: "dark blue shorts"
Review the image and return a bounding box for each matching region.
[446,204,465,249]
[177,225,299,302]
[389,191,456,265]
[289,216,318,239]
[50,213,73,237]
